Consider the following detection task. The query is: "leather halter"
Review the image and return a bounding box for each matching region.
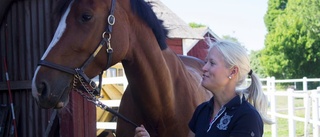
[38,0,139,128]
[38,0,116,96]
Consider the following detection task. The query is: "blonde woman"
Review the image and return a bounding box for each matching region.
[135,39,273,137]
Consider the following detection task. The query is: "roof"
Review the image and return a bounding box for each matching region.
[146,0,203,39]
[183,27,221,54]
[192,27,220,40]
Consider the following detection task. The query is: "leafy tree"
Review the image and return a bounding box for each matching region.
[250,50,267,78]
[261,0,320,79]
[189,22,206,28]
[264,0,287,31]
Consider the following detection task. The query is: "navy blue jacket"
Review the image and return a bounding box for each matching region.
[189,95,263,137]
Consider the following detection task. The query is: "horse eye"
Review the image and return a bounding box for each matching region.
[81,13,92,22]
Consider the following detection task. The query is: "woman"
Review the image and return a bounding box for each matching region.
[135,39,273,137]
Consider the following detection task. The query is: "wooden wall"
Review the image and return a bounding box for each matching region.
[166,38,183,55]
[187,32,216,61]
[0,0,96,136]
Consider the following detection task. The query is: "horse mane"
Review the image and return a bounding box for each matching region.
[53,0,168,50]
[130,0,168,50]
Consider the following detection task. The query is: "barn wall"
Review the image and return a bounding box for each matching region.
[187,39,209,61]
[187,32,216,61]
[0,0,56,136]
[0,0,95,136]
[166,38,183,55]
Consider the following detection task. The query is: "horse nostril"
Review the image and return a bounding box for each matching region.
[38,82,48,97]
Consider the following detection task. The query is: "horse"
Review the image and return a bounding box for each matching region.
[31,0,212,136]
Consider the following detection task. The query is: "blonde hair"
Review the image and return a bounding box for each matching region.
[207,39,273,124]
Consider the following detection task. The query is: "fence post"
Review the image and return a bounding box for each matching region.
[303,77,308,107]
[287,88,295,137]
[268,76,277,137]
[312,88,320,137]
[301,77,312,137]
[304,89,311,137]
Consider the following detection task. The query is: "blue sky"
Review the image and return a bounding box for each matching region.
[161,0,268,51]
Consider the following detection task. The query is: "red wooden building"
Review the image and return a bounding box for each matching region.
[150,0,220,60]
[187,27,220,61]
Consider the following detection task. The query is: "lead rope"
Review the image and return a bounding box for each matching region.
[73,73,139,128]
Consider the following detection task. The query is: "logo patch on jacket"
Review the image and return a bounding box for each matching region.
[217,113,233,130]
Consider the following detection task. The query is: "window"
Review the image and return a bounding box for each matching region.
[107,68,117,77]
[118,68,124,76]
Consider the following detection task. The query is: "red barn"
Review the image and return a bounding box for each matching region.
[187,27,220,61]
[150,0,203,55]
[150,0,220,60]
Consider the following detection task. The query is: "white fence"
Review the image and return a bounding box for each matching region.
[259,77,320,137]
[97,76,320,137]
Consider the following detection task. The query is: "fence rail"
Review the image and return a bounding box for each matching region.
[96,76,320,137]
[266,88,320,137]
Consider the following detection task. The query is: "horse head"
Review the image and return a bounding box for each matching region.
[31,0,206,136]
[32,0,130,109]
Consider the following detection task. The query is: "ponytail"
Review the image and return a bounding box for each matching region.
[245,72,273,124]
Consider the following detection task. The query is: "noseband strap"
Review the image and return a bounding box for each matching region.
[38,60,76,75]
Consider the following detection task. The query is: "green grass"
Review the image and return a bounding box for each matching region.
[263,96,313,137]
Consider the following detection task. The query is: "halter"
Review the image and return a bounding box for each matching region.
[38,0,139,128]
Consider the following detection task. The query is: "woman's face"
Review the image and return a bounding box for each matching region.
[201,47,231,93]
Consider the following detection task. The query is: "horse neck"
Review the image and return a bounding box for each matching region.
[122,46,187,115]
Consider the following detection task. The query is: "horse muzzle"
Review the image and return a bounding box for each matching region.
[32,74,72,109]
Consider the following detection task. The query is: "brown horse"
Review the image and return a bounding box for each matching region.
[31,0,212,136]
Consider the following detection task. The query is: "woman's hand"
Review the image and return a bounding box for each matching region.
[134,125,150,137]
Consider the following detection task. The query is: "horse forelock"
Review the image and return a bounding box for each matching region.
[130,0,168,50]
[54,0,73,19]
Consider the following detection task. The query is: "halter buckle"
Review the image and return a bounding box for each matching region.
[108,15,115,25]
[89,80,97,89]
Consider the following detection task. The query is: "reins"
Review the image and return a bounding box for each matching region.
[38,0,139,128]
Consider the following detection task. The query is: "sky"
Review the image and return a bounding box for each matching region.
[160,0,269,51]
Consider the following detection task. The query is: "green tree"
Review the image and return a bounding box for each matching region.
[264,0,287,31]
[189,22,206,28]
[261,0,320,79]
[250,50,267,78]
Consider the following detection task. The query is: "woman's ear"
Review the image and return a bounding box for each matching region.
[229,66,239,77]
